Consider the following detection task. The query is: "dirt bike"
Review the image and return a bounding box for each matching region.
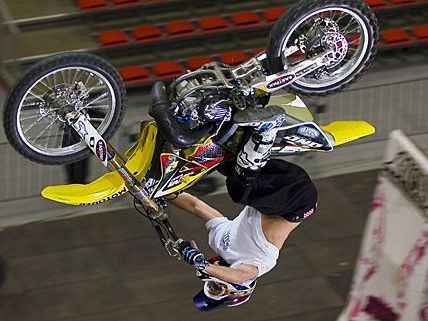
[2,0,378,311]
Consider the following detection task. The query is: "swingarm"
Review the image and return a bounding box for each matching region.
[233,48,336,94]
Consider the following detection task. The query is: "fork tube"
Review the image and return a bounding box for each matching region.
[106,144,159,211]
[67,112,159,212]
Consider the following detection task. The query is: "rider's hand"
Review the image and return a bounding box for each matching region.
[181,245,208,271]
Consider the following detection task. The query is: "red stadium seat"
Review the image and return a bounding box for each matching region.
[113,0,139,5]
[133,25,162,42]
[186,56,214,71]
[165,20,195,36]
[120,65,150,81]
[412,24,428,40]
[98,30,129,46]
[365,0,387,7]
[79,0,108,10]
[221,52,250,66]
[381,29,412,45]
[230,11,261,28]
[391,0,417,3]
[153,61,183,78]
[199,16,229,32]
[263,7,286,22]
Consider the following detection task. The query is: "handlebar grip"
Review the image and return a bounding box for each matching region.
[177,240,192,252]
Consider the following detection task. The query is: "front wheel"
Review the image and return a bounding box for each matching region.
[3,52,126,165]
[266,0,379,96]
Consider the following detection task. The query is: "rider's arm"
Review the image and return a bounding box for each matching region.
[203,263,258,285]
[166,192,224,222]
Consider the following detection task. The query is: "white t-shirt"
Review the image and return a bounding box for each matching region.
[205,206,280,284]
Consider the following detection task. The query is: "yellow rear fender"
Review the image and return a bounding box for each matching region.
[321,121,376,147]
[41,121,158,205]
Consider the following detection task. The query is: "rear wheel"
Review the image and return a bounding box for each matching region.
[3,52,126,165]
[266,0,379,96]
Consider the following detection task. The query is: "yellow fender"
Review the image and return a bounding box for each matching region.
[41,121,158,205]
[321,121,376,147]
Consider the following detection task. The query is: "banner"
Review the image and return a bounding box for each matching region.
[338,130,428,321]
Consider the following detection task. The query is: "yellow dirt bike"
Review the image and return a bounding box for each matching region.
[2,0,378,311]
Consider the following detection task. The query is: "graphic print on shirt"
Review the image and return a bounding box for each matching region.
[220,230,231,251]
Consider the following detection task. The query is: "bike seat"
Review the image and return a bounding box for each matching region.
[149,81,213,148]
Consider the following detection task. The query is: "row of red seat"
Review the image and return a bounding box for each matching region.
[381,24,428,47]
[80,0,428,11]
[366,0,428,8]
[120,49,262,86]
[98,7,286,47]
[79,0,164,10]
[118,23,428,87]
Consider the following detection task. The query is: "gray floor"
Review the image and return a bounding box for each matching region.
[0,169,378,321]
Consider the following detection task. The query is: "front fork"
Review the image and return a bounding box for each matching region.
[65,112,184,258]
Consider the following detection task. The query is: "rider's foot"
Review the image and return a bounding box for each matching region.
[233,105,286,130]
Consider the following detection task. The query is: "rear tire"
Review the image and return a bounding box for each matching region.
[3,52,126,165]
[266,0,379,96]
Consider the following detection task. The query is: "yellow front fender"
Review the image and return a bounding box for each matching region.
[321,121,376,147]
[41,121,158,205]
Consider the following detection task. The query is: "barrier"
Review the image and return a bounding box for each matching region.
[337,130,428,321]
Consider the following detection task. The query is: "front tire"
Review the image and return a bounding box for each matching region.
[3,52,126,165]
[266,0,379,96]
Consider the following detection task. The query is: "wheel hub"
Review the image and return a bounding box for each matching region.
[41,82,89,122]
[321,32,349,69]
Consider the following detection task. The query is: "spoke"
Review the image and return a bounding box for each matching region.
[89,118,104,123]
[28,91,45,102]
[334,12,348,25]
[343,19,358,35]
[84,72,93,86]
[348,35,362,45]
[52,123,65,148]
[21,114,40,121]
[52,71,57,87]
[39,79,50,90]
[61,69,67,84]
[85,104,110,109]
[84,91,109,107]
[34,119,56,143]
[87,83,106,94]
[21,101,40,108]
[71,69,79,84]
[67,69,72,84]
[344,26,361,36]
[23,115,48,134]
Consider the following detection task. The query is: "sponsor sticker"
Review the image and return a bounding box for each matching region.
[297,126,320,139]
[285,135,324,149]
[96,140,107,161]
[80,187,127,206]
[266,74,295,90]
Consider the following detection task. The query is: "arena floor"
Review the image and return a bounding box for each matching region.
[0,169,378,321]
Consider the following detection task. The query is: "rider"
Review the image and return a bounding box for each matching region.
[169,106,318,286]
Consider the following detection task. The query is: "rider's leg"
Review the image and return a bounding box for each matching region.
[233,105,286,182]
[226,106,286,203]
